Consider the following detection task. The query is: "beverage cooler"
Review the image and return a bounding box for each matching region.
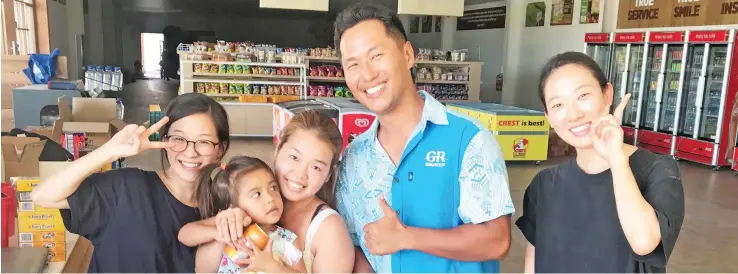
[610,32,646,145]
[584,32,614,79]
[636,31,686,156]
[671,30,738,170]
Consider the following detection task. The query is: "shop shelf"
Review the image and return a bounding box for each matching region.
[184,78,304,86]
[307,76,345,82]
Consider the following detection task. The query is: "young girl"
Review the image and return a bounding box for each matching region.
[516,52,685,273]
[207,110,356,273]
[178,156,301,273]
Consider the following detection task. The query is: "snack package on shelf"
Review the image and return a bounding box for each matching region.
[11,177,68,263]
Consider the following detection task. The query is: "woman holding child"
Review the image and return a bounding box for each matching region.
[31,92,354,273]
[179,110,355,273]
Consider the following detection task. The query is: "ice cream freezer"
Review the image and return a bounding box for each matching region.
[272,98,376,153]
[446,102,549,163]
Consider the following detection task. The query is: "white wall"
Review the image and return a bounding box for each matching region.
[502,0,604,110]
[46,0,84,80]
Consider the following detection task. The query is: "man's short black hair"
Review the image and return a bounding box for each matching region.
[333,3,408,57]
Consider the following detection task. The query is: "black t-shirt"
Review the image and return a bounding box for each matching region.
[515,149,685,273]
[60,168,200,273]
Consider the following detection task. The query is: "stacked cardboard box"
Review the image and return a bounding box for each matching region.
[12,177,67,263]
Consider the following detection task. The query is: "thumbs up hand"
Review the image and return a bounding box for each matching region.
[363,195,410,255]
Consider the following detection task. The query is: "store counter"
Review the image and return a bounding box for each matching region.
[446,103,549,163]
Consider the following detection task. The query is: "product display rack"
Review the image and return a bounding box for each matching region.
[177,44,308,137]
[177,43,483,138]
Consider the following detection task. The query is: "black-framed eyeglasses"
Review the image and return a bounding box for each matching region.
[163,135,220,156]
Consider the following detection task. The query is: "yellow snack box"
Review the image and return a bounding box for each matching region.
[17,221,66,232]
[19,241,66,253]
[17,201,59,212]
[18,211,64,228]
[18,231,66,243]
[11,177,41,192]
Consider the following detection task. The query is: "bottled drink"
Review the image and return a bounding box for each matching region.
[103,66,113,90]
[94,66,104,91]
[112,67,123,91]
[116,98,124,121]
[85,66,95,91]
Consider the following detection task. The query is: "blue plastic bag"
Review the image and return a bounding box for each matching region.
[23,48,60,84]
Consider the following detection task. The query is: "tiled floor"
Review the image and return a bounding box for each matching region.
[124,79,738,272]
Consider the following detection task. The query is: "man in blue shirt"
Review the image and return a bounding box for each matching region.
[333,3,515,273]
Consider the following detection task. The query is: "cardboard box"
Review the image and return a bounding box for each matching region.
[2,137,46,182]
[18,231,66,243]
[52,96,126,151]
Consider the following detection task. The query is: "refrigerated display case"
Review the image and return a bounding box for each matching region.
[611,32,646,145]
[272,99,339,146]
[317,98,377,152]
[584,33,614,79]
[637,31,686,156]
[674,30,738,170]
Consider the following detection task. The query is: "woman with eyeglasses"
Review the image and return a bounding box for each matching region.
[31,93,231,273]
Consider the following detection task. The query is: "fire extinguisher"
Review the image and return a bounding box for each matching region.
[496,67,504,92]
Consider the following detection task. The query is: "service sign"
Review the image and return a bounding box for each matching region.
[618,0,738,29]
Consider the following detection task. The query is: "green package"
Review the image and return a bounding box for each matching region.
[219,64,227,73]
[235,83,244,94]
[234,65,243,74]
[227,65,235,74]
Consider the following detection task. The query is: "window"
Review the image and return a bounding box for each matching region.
[2,0,36,55]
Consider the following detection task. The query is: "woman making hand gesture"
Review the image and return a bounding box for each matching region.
[31,93,231,273]
[516,52,685,273]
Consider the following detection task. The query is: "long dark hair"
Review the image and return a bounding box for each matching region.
[538,51,608,111]
[159,93,230,172]
[196,156,273,219]
[277,110,343,208]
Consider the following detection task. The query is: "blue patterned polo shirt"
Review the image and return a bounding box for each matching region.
[336,91,515,273]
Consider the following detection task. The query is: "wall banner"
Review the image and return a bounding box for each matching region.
[617,0,738,29]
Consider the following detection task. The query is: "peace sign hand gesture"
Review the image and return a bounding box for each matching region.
[591,93,631,164]
[101,116,173,160]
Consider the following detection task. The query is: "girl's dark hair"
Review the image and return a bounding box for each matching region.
[538,51,608,111]
[196,156,273,219]
[159,93,230,171]
[277,110,343,208]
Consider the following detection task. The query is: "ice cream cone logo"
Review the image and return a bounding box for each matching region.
[355,118,370,128]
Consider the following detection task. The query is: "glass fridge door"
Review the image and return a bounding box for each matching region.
[677,45,705,137]
[657,45,684,133]
[640,45,663,131]
[610,45,628,112]
[698,45,728,141]
[623,45,644,127]
[594,45,612,79]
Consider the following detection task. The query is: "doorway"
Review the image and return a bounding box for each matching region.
[140,33,164,79]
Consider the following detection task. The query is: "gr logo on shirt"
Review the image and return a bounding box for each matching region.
[425,151,446,167]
